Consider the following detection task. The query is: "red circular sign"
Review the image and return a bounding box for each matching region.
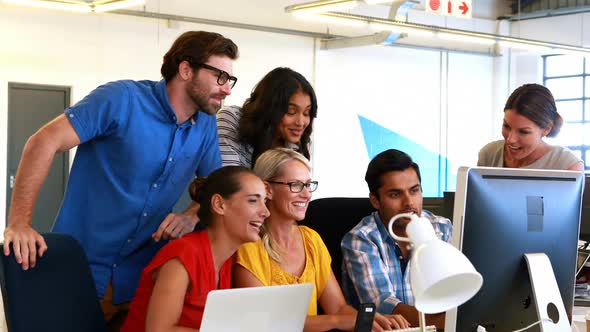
[429,0,440,10]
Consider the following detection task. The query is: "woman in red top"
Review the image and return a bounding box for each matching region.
[122,166,269,332]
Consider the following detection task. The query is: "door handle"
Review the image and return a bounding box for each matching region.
[9,175,14,189]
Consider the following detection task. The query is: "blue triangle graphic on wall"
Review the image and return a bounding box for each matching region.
[358,115,454,197]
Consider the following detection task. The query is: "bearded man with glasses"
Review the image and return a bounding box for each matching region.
[4,30,238,327]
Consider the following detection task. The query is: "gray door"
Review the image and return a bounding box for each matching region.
[7,83,70,232]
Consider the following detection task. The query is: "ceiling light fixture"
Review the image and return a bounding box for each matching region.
[2,0,145,13]
[285,2,590,55]
[364,0,394,4]
[93,0,144,13]
[369,22,435,37]
[497,40,553,52]
[285,0,359,15]
[437,32,496,45]
[295,12,367,27]
[3,0,91,12]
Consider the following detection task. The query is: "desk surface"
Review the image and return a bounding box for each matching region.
[573,306,588,331]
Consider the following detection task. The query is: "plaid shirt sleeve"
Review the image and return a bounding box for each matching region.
[341,220,403,314]
[423,210,453,243]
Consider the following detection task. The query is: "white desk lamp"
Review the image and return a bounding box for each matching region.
[388,213,483,331]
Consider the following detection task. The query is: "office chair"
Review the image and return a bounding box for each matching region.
[299,197,375,285]
[300,196,454,286]
[0,233,106,332]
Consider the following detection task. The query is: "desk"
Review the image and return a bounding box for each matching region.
[573,306,588,331]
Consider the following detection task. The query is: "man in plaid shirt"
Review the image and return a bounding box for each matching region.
[341,149,452,329]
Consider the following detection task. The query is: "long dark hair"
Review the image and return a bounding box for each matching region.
[504,83,563,137]
[188,166,255,228]
[238,67,318,166]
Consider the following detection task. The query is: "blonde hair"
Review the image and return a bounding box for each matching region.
[253,148,312,262]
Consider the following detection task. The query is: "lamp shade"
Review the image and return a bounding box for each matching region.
[388,213,483,314]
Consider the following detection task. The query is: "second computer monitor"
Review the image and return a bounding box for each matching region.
[446,167,584,332]
[578,175,590,242]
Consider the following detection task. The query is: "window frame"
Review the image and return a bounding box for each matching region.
[543,54,589,171]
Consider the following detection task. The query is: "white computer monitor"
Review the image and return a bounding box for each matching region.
[445,167,584,331]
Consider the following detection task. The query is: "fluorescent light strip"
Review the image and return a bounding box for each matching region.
[437,32,496,45]
[285,0,359,15]
[498,40,553,52]
[556,48,590,57]
[3,0,91,12]
[369,22,434,37]
[56,0,88,4]
[295,12,367,27]
[364,0,393,4]
[93,0,145,13]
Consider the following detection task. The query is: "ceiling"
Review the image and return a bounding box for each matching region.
[510,0,590,14]
[130,0,512,38]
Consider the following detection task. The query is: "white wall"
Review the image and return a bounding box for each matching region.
[511,13,590,46]
[313,45,504,198]
[447,52,499,171]
[314,45,444,198]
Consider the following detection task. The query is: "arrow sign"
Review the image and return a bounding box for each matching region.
[425,0,472,18]
[459,1,469,15]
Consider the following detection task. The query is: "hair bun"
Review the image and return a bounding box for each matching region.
[189,177,208,202]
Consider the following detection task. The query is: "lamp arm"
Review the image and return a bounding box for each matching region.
[387,213,415,242]
[419,310,427,332]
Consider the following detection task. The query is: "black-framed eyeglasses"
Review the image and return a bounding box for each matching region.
[197,63,238,89]
[267,180,319,193]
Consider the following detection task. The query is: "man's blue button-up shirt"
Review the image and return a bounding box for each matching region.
[55,79,221,303]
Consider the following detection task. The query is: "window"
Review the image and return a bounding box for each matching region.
[543,55,590,171]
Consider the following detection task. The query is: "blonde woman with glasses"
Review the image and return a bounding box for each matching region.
[232,148,409,332]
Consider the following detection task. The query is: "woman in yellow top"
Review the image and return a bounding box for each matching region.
[233,148,409,331]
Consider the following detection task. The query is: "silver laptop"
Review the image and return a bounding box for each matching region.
[200,283,313,332]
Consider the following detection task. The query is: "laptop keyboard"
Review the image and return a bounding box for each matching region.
[385,325,437,332]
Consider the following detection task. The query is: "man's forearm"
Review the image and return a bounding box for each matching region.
[8,135,57,226]
[425,313,445,329]
[392,303,445,329]
[182,201,198,214]
[181,201,199,220]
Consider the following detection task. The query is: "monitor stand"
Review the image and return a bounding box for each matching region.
[524,253,570,331]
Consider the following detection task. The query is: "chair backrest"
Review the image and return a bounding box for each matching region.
[299,197,375,285]
[300,196,454,287]
[423,193,455,222]
[0,233,106,332]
